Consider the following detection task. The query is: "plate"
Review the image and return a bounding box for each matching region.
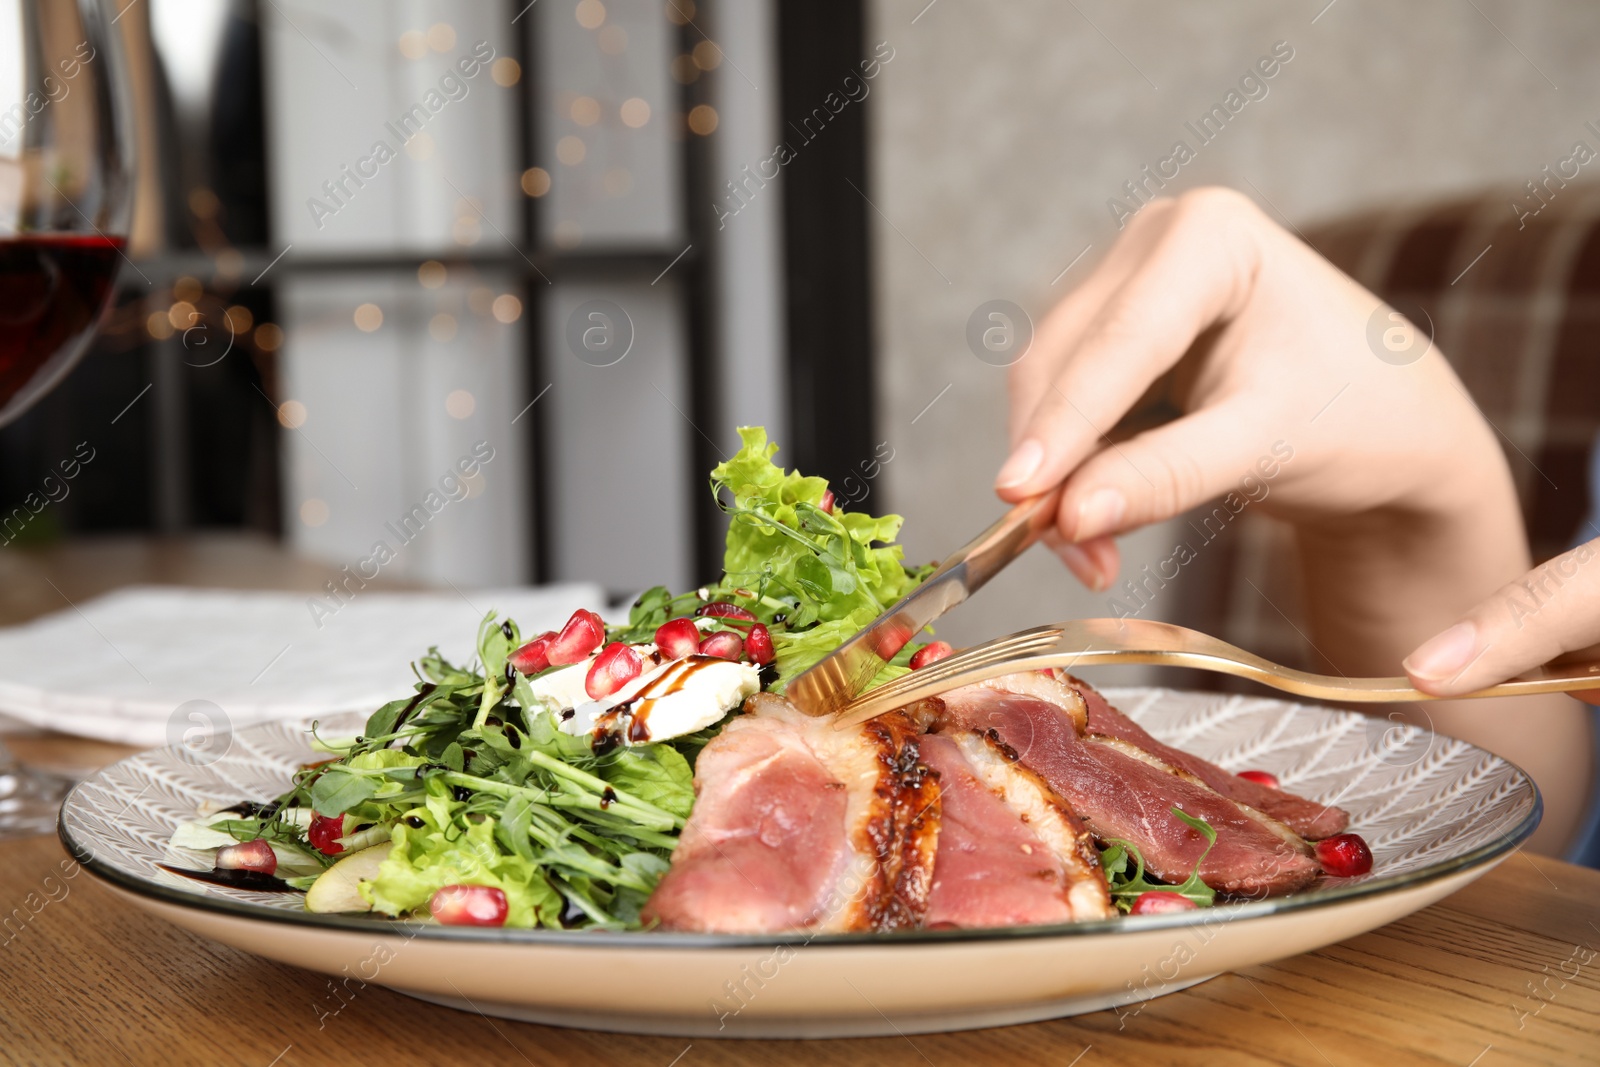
[59,687,1540,1038]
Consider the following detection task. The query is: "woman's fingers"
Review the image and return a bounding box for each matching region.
[996,189,1263,502]
[1403,539,1600,696]
[1049,401,1285,544]
[1042,530,1120,591]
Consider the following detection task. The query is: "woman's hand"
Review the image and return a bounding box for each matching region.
[1004,186,1593,850]
[1406,539,1600,707]
[998,186,1516,592]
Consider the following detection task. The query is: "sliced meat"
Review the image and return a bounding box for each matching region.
[936,684,1319,898]
[1064,674,1349,840]
[641,703,851,932]
[643,695,939,933]
[921,733,1112,927]
[850,703,941,930]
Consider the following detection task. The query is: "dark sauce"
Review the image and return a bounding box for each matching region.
[403,815,426,828]
[559,895,588,928]
[392,683,438,733]
[625,656,723,744]
[158,864,298,893]
[559,708,575,722]
[501,620,515,641]
[600,787,617,809]
[505,725,522,750]
[219,800,281,819]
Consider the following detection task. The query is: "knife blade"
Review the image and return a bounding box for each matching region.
[783,485,1064,718]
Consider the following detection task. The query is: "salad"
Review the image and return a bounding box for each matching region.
[172,427,941,928]
[171,428,1255,929]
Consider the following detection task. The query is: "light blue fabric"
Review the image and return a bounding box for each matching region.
[1561,434,1600,868]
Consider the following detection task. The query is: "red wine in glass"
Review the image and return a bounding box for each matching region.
[0,0,134,834]
[0,232,125,416]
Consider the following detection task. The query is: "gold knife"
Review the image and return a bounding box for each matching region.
[784,485,1065,718]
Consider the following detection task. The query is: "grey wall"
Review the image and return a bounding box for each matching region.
[867,0,1600,656]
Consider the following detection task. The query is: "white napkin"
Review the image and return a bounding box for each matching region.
[0,584,606,747]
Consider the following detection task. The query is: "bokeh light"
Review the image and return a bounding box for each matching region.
[688,104,718,135]
[620,97,651,128]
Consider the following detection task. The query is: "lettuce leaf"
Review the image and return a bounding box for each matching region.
[709,427,934,687]
[366,804,564,927]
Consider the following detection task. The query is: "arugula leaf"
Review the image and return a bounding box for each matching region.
[308,767,378,817]
[1099,806,1218,911]
[598,744,695,820]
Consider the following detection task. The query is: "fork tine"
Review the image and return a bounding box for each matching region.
[865,627,1059,701]
[828,626,1063,730]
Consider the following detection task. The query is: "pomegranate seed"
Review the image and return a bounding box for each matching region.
[1237,769,1280,789]
[872,622,913,662]
[1316,833,1374,877]
[429,884,509,926]
[699,631,744,660]
[1129,891,1197,915]
[819,489,835,514]
[308,813,346,856]
[216,839,277,875]
[585,642,644,700]
[547,609,606,666]
[653,617,701,660]
[745,623,775,665]
[509,632,556,675]
[696,601,757,622]
[910,641,955,670]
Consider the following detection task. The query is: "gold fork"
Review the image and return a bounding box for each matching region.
[829,617,1600,730]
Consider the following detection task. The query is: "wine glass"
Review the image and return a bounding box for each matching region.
[0,0,133,834]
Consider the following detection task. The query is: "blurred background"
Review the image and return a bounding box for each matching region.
[9,0,1600,680]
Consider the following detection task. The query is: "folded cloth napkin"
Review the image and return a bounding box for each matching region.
[0,584,605,747]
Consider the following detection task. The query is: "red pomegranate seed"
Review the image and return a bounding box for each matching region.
[308,813,346,856]
[547,609,606,666]
[653,618,701,659]
[699,631,744,660]
[1315,833,1374,877]
[696,601,757,622]
[1129,891,1197,915]
[508,632,556,675]
[585,642,644,700]
[819,489,835,514]
[216,839,277,875]
[872,622,913,662]
[1237,769,1280,789]
[909,641,955,670]
[745,623,775,664]
[429,884,509,926]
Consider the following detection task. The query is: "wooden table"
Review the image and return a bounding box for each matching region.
[1,537,1599,1065]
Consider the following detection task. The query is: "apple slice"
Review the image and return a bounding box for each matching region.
[305,843,393,913]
